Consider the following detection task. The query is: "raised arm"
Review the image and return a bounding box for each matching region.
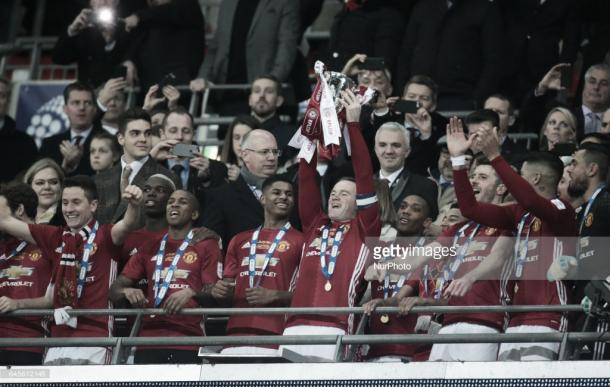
[340,90,380,236]
[111,185,143,246]
[298,152,323,233]
[0,196,35,244]
[447,117,517,230]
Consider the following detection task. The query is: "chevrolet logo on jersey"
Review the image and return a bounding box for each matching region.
[159,268,190,280]
[241,241,290,252]
[240,254,280,268]
[0,265,34,280]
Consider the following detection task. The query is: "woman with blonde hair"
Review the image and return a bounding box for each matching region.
[23,158,65,225]
[539,107,577,151]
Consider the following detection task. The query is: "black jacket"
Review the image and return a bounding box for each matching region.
[0,116,38,183]
[127,0,205,92]
[39,125,103,177]
[396,0,504,105]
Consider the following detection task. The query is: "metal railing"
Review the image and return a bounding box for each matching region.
[0,304,596,364]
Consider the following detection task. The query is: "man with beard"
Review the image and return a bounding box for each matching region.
[564,143,610,359]
[212,175,303,355]
[110,190,222,364]
[247,75,296,165]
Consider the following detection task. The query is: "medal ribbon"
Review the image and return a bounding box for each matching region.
[248,223,291,288]
[382,237,425,299]
[153,230,194,307]
[436,222,480,300]
[76,221,99,299]
[579,185,605,234]
[514,212,533,279]
[0,240,28,262]
[319,224,346,282]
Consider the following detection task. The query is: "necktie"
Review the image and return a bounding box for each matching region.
[121,165,132,193]
[586,112,602,134]
[171,164,184,179]
[73,135,83,146]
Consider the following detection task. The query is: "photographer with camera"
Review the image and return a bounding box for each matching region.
[52,0,132,88]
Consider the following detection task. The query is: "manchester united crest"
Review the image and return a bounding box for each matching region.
[183,252,197,264]
[532,218,541,232]
[277,241,290,252]
[484,227,497,236]
[585,213,594,228]
[28,249,42,262]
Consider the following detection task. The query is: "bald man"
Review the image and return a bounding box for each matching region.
[201,129,280,249]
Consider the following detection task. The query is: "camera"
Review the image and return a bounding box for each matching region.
[91,7,116,27]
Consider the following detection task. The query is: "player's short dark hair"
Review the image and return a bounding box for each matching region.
[465,109,500,130]
[0,183,38,219]
[486,93,515,116]
[581,132,610,146]
[63,81,95,104]
[262,175,294,193]
[252,74,283,96]
[580,143,610,180]
[118,107,151,135]
[524,151,564,187]
[63,175,98,202]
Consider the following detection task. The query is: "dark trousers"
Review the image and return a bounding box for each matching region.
[134,349,199,364]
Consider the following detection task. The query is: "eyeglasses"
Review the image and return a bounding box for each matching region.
[244,148,282,157]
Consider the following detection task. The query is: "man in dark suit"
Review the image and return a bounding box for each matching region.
[201,129,279,250]
[484,94,527,163]
[373,121,438,215]
[94,107,180,225]
[39,82,102,176]
[0,78,37,183]
[152,107,227,196]
[368,74,448,176]
[521,63,610,141]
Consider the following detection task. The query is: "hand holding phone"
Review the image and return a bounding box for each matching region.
[393,99,419,114]
[171,143,199,158]
[157,73,176,98]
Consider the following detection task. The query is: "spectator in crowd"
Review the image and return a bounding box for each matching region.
[202,129,279,250]
[142,84,180,113]
[99,88,127,136]
[213,175,303,355]
[0,183,53,366]
[110,190,221,364]
[362,193,433,363]
[39,82,102,176]
[89,131,121,173]
[557,165,584,209]
[190,0,299,114]
[220,115,258,182]
[502,0,581,103]
[23,159,65,226]
[281,90,380,361]
[370,75,448,176]
[0,78,38,184]
[521,63,610,140]
[565,143,610,359]
[94,108,179,225]
[326,0,405,75]
[483,95,527,162]
[0,176,143,365]
[150,107,227,196]
[247,75,296,165]
[539,107,578,151]
[396,0,504,109]
[449,117,576,361]
[52,0,131,88]
[122,0,205,94]
[373,122,438,212]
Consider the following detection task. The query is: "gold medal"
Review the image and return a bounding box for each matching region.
[380,314,390,324]
[324,281,332,292]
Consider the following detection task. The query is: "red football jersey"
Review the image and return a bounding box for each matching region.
[121,235,221,350]
[438,222,510,331]
[223,227,303,343]
[29,223,120,338]
[0,238,53,353]
[121,228,167,263]
[453,156,577,331]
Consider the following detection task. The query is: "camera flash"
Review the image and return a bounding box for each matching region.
[96,7,114,25]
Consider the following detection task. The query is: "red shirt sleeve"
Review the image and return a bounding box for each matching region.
[348,122,381,236]
[28,223,62,259]
[453,167,519,230]
[222,234,242,279]
[121,252,147,282]
[298,153,324,233]
[490,156,576,234]
[197,239,223,285]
